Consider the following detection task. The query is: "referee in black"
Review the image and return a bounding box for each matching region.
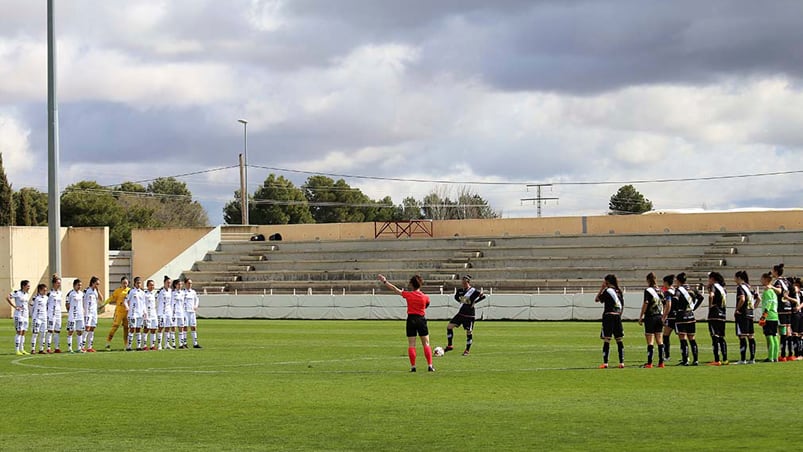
[445,275,486,356]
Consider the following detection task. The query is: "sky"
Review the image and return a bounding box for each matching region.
[1,0,802,224]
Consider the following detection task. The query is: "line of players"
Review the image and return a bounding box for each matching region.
[6,274,202,355]
[596,263,801,368]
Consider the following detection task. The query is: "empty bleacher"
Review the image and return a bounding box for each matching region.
[183,229,803,295]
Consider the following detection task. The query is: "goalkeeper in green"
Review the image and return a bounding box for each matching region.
[446,275,486,356]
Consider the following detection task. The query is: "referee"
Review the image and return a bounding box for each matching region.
[378,274,435,373]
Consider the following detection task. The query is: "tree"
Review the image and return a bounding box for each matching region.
[61,181,129,248]
[13,188,48,226]
[421,186,499,220]
[399,196,424,220]
[0,154,14,226]
[224,174,314,225]
[303,176,377,223]
[608,184,653,214]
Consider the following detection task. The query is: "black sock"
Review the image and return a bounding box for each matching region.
[780,336,787,357]
[617,341,624,364]
[446,329,453,347]
[603,342,610,364]
[690,340,699,362]
[647,344,654,365]
[465,334,473,351]
[798,337,803,357]
[712,338,720,362]
[663,335,671,359]
[739,338,747,362]
[680,340,689,363]
[749,338,756,361]
[720,336,728,361]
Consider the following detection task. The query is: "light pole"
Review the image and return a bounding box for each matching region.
[238,119,248,225]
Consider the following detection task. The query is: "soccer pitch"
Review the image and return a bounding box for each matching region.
[0,319,796,450]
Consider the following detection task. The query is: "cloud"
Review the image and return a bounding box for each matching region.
[0,113,36,176]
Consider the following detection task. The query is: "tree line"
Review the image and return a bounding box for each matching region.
[222,173,500,225]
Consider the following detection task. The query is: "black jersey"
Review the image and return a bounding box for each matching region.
[707,283,727,321]
[775,279,792,314]
[643,287,663,316]
[675,286,696,323]
[662,287,677,316]
[453,287,486,318]
[735,284,755,319]
[598,288,623,314]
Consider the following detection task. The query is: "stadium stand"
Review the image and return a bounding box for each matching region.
[183,230,803,295]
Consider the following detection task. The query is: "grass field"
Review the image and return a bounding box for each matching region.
[0,318,798,451]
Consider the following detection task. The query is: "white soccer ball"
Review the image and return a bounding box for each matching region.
[433,346,445,357]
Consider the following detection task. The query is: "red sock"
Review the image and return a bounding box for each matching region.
[408,347,417,367]
[424,345,433,366]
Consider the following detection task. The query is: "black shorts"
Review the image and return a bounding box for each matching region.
[675,322,696,335]
[449,314,475,332]
[643,315,663,335]
[763,320,779,336]
[406,315,429,338]
[778,313,792,326]
[735,316,754,336]
[793,314,803,334]
[708,320,726,337]
[601,314,624,339]
[664,317,676,330]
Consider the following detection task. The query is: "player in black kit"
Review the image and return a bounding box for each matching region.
[706,271,729,365]
[674,273,703,366]
[638,272,665,368]
[733,271,756,364]
[661,274,676,362]
[446,275,486,356]
[595,274,625,369]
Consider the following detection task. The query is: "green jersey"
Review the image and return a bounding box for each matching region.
[761,288,778,321]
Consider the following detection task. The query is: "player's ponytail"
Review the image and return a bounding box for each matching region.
[604,274,623,299]
[773,263,785,276]
[708,271,725,286]
[676,273,687,284]
[409,274,423,290]
[89,276,100,287]
[51,274,61,284]
[663,274,675,286]
[646,272,656,287]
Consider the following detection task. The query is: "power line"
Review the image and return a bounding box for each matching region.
[99,165,239,188]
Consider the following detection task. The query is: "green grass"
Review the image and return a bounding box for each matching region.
[0,319,797,451]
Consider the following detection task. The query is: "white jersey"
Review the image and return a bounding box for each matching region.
[84,287,99,318]
[172,289,186,316]
[184,289,199,313]
[31,294,48,321]
[67,290,85,322]
[145,290,158,320]
[125,288,147,318]
[47,289,62,320]
[10,290,29,319]
[157,288,172,317]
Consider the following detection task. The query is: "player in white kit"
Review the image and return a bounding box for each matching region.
[30,283,49,354]
[6,280,31,355]
[83,276,103,353]
[144,279,159,350]
[124,277,147,351]
[46,274,63,353]
[66,279,86,353]
[183,279,202,349]
[156,276,173,350]
[171,279,186,349]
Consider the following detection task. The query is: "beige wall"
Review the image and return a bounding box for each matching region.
[0,227,109,318]
[234,210,802,241]
[132,227,216,279]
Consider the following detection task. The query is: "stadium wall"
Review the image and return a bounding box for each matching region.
[196,293,644,321]
[132,227,217,281]
[217,210,801,242]
[0,227,109,318]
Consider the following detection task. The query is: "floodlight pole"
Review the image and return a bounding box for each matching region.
[47,0,62,275]
[238,119,249,225]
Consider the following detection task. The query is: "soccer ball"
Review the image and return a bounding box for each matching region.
[433,346,445,357]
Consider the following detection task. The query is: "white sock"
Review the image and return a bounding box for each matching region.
[54,332,60,349]
[151,333,156,346]
[158,332,163,347]
[127,332,133,348]
[78,335,84,350]
[68,334,73,350]
[14,334,20,351]
[136,332,142,349]
[46,332,52,349]
[192,330,198,345]
[89,331,95,348]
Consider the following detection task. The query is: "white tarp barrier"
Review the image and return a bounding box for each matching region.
[196,293,646,321]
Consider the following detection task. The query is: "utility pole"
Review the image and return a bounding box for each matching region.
[47,0,61,275]
[520,184,559,218]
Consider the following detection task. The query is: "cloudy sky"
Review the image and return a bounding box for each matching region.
[1,0,802,224]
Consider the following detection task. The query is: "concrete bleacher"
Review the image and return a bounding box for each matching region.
[182,230,803,295]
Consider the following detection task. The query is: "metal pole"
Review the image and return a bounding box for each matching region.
[238,119,248,225]
[239,154,246,224]
[47,0,61,275]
